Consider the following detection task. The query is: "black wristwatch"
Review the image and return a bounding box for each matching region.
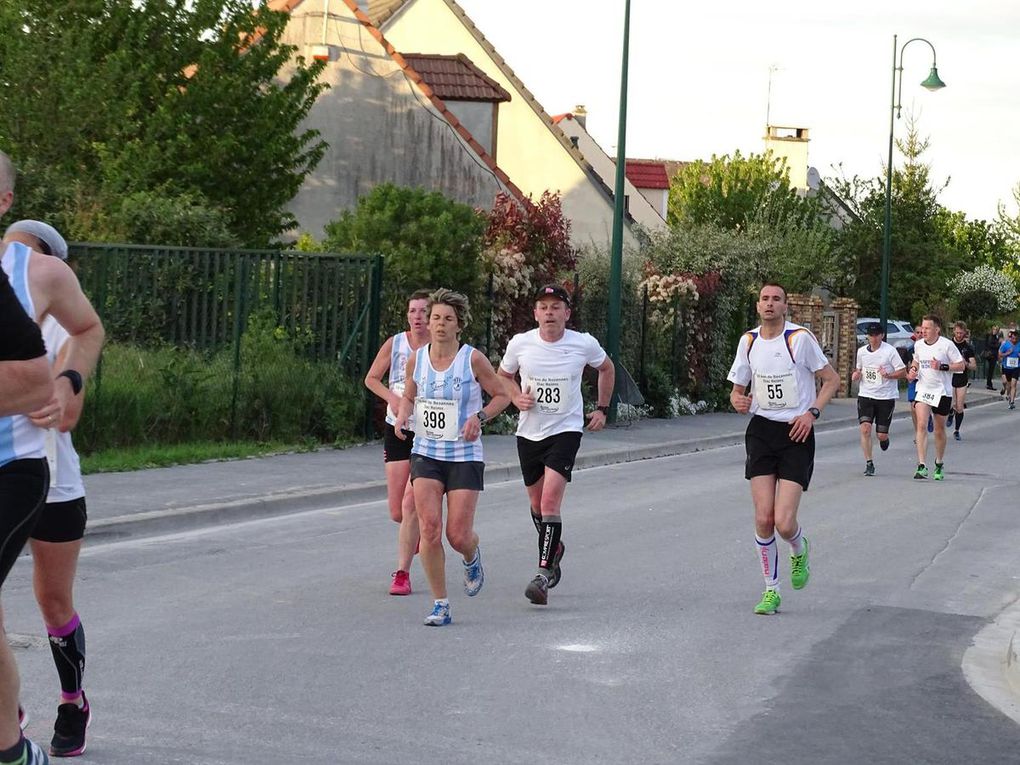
[808,407,821,420]
[57,369,83,396]
[476,410,488,423]
[597,405,610,416]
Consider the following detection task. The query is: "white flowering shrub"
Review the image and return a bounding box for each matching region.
[949,265,1018,313]
[480,244,534,351]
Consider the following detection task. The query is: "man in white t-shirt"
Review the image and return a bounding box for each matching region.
[852,322,906,476]
[498,285,615,606]
[727,282,840,616]
[906,314,965,481]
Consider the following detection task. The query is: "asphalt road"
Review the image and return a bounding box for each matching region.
[6,404,1020,764]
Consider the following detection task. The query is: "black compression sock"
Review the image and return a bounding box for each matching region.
[954,412,963,431]
[538,516,562,575]
[530,509,542,534]
[47,614,86,698]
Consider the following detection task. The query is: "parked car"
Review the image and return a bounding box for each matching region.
[856,318,916,350]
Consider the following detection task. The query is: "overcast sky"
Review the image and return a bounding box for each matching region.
[454,0,1020,222]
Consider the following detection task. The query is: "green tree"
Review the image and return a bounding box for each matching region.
[0,0,326,246]
[321,183,487,335]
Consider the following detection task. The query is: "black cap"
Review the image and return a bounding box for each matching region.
[535,284,571,306]
[865,322,884,336]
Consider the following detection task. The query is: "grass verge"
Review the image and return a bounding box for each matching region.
[80,440,319,475]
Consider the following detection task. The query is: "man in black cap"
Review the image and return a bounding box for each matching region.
[497,284,614,606]
[852,322,906,475]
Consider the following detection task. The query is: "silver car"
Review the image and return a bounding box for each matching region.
[856,318,915,350]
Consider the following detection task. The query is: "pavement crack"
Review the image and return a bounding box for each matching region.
[909,483,999,589]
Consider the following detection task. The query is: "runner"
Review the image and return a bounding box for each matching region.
[392,289,509,626]
[998,329,1020,409]
[727,282,840,615]
[497,284,615,605]
[947,321,976,440]
[3,221,91,758]
[0,150,103,765]
[363,289,430,595]
[852,322,905,476]
[906,315,964,480]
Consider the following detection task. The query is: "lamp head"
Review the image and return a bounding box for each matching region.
[920,66,946,91]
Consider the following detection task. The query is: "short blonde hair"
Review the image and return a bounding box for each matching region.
[427,288,471,331]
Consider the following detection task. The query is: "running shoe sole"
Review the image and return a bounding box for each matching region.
[548,542,565,589]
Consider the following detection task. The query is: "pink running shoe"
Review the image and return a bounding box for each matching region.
[389,570,412,596]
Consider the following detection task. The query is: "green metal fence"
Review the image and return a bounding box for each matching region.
[70,244,383,450]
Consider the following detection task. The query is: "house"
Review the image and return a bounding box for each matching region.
[268,0,521,239]
[374,0,640,250]
[552,109,666,232]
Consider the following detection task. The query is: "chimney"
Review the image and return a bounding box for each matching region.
[572,104,588,130]
[763,125,809,190]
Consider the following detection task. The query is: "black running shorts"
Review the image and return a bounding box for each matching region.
[516,431,583,486]
[31,496,87,543]
[1004,368,1020,381]
[951,372,969,389]
[857,396,896,433]
[0,458,48,585]
[409,454,484,491]
[744,415,815,491]
[383,423,414,463]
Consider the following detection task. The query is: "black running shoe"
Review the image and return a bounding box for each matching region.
[525,574,549,605]
[547,541,565,588]
[50,693,90,757]
[880,437,890,451]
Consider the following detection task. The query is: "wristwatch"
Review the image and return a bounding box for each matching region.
[57,369,83,396]
[476,410,488,423]
[597,405,610,416]
[808,407,821,419]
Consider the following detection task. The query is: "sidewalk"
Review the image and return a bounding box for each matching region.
[86,389,1001,539]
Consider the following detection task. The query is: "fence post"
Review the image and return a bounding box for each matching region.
[363,255,384,440]
[229,257,249,440]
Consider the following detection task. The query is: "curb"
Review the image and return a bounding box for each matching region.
[86,395,1001,540]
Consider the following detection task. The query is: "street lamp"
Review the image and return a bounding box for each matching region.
[606,0,631,422]
[879,35,945,334]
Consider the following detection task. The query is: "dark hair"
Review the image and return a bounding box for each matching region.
[953,321,967,331]
[760,281,787,300]
[408,289,432,303]
[922,314,942,329]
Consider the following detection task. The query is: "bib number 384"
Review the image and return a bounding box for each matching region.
[415,398,460,441]
[753,371,798,411]
[916,382,942,407]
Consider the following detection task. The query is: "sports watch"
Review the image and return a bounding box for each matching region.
[808,407,821,419]
[476,410,488,423]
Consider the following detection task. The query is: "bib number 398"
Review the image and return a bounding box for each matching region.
[415,398,459,441]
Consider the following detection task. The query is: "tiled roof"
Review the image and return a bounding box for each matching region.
[551,113,572,124]
[400,54,510,102]
[629,157,690,185]
[624,160,669,190]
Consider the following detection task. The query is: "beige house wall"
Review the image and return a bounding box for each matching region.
[279,3,508,239]
[383,0,638,250]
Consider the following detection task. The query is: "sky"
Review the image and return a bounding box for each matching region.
[454,0,1020,222]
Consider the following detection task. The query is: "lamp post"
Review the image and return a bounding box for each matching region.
[880,35,945,334]
[606,0,631,422]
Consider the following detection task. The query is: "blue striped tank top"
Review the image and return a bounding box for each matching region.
[0,242,46,467]
[411,344,483,463]
[385,331,413,427]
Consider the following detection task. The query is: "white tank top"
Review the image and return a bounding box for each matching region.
[385,331,414,428]
[410,344,483,463]
[0,242,46,467]
[41,317,85,502]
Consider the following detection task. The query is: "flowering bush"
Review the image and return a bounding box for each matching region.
[479,243,534,353]
[949,265,1017,313]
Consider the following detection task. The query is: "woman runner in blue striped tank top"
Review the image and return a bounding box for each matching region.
[393,289,509,626]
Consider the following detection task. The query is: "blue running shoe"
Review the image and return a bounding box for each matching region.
[463,547,484,596]
[424,600,451,626]
[927,414,934,433]
[946,410,954,428]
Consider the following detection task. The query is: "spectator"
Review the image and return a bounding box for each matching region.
[983,325,1001,390]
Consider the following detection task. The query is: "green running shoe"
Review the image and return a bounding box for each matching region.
[864,461,875,477]
[790,538,810,590]
[913,464,928,480]
[754,589,781,615]
[933,463,945,481]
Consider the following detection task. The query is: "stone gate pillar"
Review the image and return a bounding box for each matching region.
[831,297,859,398]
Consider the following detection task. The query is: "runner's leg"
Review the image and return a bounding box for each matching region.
[413,478,447,600]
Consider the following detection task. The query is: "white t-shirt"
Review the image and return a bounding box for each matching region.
[912,336,963,398]
[856,342,905,400]
[499,328,607,441]
[726,322,830,423]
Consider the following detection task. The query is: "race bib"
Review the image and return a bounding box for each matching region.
[386,381,405,421]
[415,398,459,441]
[916,381,943,407]
[44,429,58,484]
[527,376,572,415]
[753,370,798,411]
[1007,357,1019,369]
[863,366,882,385]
